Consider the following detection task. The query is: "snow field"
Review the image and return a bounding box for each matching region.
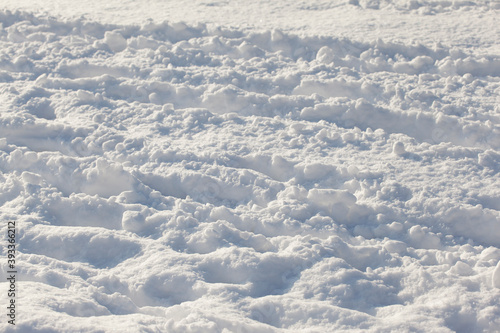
[0,8,499,332]
[1,1,499,56]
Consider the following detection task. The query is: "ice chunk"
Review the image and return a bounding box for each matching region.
[104,31,127,52]
[450,261,473,276]
[316,46,335,64]
[393,141,406,155]
[493,261,500,288]
[384,240,407,254]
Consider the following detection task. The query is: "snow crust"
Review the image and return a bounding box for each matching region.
[0,2,499,332]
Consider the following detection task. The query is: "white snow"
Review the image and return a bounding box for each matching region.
[0,1,499,332]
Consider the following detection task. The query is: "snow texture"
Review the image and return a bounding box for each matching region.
[0,1,499,332]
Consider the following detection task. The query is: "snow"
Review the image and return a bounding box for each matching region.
[0,1,499,332]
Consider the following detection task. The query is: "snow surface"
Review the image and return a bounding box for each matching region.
[0,1,499,332]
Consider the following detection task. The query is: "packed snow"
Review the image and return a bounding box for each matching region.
[0,1,499,332]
